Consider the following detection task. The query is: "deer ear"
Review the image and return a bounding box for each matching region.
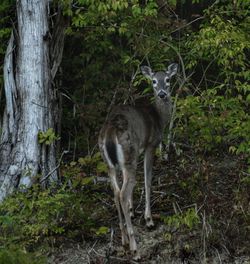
[167,63,178,77]
[141,66,154,79]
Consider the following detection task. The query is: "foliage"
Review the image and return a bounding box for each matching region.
[71,0,158,28]
[0,181,108,250]
[173,1,250,169]
[59,0,250,169]
[95,226,109,236]
[0,0,13,55]
[38,128,60,145]
[78,152,107,174]
[175,91,250,154]
[0,247,45,264]
[60,0,179,153]
[62,152,107,187]
[161,207,200,230]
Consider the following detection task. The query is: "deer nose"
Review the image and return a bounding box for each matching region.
[158,90,167,99]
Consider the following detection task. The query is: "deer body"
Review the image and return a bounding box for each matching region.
[98,64,178,260]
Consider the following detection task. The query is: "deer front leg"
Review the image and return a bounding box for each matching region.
[144,148,154,228]
[109,168,129,247]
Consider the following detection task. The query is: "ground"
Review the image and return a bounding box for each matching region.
[49,153,250,263]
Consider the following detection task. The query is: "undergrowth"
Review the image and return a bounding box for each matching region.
[0,247,45,264]
[0,162,110,262]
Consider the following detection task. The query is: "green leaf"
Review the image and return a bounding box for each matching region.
[95,226,109,235]
[82,176,94,185]
[96,161,108,173]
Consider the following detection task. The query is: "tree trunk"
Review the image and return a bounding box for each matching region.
[0,0,66,201]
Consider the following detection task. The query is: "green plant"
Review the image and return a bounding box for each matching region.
[0,183,108,250]
[38,128,59,145]
[0,247,45,264]
[61,152,107,190]
[95,226,109,236]
[60,0,182,155]
[78,152,108,174]
[173,1,250,167]
[175,91,250,154]
[162,207,200,230]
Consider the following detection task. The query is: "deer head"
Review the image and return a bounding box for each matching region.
[141,63,178,100]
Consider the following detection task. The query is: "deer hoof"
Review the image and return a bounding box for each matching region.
[121,233,129,248]
[122,239,129,250]
[146,218,154,229]
[132,250,141,261]
[129,208,135,218]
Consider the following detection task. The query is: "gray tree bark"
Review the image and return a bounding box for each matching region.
[0,0,66,201]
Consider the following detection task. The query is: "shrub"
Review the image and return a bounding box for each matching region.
[0,180,108,250]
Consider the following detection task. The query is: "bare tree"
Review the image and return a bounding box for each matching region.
[0,0,67,201]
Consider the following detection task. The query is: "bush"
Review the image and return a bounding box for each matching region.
[0,178,108,250]
[175,90,250,156]
[0,248,45,264]
[173,1,250,170]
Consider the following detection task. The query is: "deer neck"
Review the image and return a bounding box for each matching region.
[154,96,172,130]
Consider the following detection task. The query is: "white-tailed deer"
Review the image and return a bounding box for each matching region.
[98,63,178,260]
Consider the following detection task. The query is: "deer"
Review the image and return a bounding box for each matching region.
[98,63,178,260]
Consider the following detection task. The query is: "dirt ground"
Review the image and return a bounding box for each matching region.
[49,154,250,264]
[48,225,250,264]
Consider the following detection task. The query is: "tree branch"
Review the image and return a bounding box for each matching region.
[40,150,68,183]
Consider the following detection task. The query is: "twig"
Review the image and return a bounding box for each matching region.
[31,101,48,108]
[135,188,144,213]
[194,58,216,95]
[165,72,194,160]
[105,89,117,121]
[40,150,67,183]
[215,248,222,264]
[170,16,205,35]
[91,247,133,263]
[87,240,98,255]
[202,210,207,263]
[109,226,114,249]
[152,190,167,195]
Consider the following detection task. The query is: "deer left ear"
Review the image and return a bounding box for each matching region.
[167,63,178,77]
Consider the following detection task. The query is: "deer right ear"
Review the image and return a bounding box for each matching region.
[141,66,154,79]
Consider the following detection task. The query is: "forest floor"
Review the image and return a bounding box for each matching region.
[48,153,250,264]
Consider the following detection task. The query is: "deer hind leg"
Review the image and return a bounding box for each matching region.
[120,166,140,260]
[144,147,155,228]
[128,192,134,218]
[109,168,129,247]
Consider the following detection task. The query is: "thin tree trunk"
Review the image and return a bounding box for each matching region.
[0,0,67,201]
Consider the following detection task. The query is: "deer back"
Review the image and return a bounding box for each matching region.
[100,104,167,170]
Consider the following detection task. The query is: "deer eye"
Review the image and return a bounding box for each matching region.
[165,77,170,83]
[152,79,157,85]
